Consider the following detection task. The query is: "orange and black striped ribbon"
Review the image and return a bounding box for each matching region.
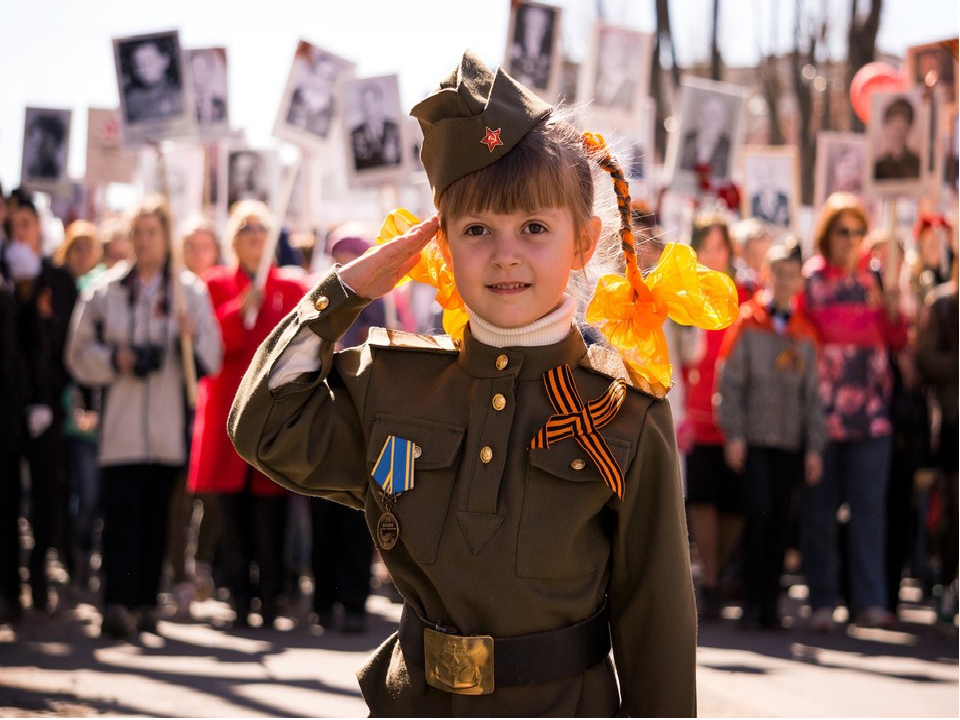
[530,364,628,500]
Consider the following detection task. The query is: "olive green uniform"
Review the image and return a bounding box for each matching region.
[229,270,697,717]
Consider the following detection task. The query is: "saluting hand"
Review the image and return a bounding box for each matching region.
[338,215,439,300]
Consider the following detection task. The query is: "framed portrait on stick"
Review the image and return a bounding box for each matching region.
[113,30,197,148]
[664,76,749,195]
[220,146,280,215]
[187,47,230,138]
[273,40,355,150]
[577,22,654,122]
[740,146,799,231]
[340,74,409,190]
[86,107,138,185]
[504,1,563,101]
[21,107,71,192]
[813,132,868,210]
[866,88,931,197]
[905,38,958,108]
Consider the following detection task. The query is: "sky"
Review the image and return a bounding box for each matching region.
[0,0,957,190]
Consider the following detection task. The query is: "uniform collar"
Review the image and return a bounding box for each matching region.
[457,324,588,381]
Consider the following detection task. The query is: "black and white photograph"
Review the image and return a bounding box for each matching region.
[586,99,657,200]
[187,47,229,137]
[906,40,958,107]
[341,74,408,189]
[813,131,869,210]
[20,107,71,191]
[866,88,930,195]
[665,76,749,193]
[504,1,563,100]
[577,23,654,120]
[113,30,196,147]
[222,146,279,212]
[274,40,355,150]
[740,146,799,230]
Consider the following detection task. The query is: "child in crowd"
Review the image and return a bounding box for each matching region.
[716,240,825,630]
[229,50,736,716]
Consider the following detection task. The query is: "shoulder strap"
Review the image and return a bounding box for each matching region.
[367,326,460,354]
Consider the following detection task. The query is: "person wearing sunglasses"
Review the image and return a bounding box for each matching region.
[797,192,909,633]
[186,200,306,628]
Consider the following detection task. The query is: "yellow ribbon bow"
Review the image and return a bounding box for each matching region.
[376,208,469,338]
[586,242,739,398]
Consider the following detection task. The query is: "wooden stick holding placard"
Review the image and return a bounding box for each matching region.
[885,197,899,292]
[154,144,198,409]
[244,153,303,329]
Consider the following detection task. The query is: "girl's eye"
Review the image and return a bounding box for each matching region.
[524,222,547,235]
[464,225,488,237]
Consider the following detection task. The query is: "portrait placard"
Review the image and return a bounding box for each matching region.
[577,23,654,123]
[85,107,138,185]
[21,107,71,192]
[220,145,280,216]
[186,47,230,139]
[740,146,799,231]
[273,41,355,151]
[905,39,958,108]
[813,132,868,210]
[866,88,930,197]
[585,98,657,201]
[664,77,749,195]
[340,74,409,190]
[504,1,564,101]
[113,30,197,148]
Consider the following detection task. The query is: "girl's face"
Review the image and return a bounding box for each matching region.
[132,214,168,269]
[826,210,866,272]
[444,207,599,329]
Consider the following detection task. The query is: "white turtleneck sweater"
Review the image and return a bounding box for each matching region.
[465,296,577,348]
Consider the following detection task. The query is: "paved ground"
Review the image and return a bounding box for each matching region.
[0,582,956,718]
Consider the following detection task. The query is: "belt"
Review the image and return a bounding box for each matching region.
[398,601,611,695]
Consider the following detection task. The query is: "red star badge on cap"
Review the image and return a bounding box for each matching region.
[481,126,503,153]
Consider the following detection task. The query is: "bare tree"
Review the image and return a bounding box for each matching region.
[790,1,827,205]
[651,0,681,163]
[710,0,723,81]
[846,0,883,131]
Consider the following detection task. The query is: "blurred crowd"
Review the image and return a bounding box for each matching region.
[0,179,956,641]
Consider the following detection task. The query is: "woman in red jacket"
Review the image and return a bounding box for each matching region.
[188,200,306,628]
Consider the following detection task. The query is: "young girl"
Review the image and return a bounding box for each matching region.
[229,51,734,716]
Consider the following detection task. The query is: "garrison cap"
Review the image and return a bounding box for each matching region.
[410,49,553,201]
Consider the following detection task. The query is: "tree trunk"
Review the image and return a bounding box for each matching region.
[762,56,786,145]
[652,0,680,164]
[791,3,817,205]
[710,0,723,81]
[846,0,883,131]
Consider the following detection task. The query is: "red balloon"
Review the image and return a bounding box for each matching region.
[849,62,904,124]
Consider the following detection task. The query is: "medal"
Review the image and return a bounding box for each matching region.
[377,508,400,551]
[371,435,416,551]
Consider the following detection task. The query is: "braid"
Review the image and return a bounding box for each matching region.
[581,132,642,291]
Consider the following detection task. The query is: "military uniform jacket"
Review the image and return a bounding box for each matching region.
[229,270,697,717]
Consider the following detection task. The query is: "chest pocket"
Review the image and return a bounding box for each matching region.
[517,435,633,580]
[367,414,465,564]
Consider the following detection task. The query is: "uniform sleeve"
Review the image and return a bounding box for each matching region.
[715,330,747,442]
[66,285,117,387]
[609,398,697,717]
[228,268,373,509]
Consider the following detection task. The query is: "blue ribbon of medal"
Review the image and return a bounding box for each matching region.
[372,435,416,496]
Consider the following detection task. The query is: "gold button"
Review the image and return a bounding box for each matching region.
[492,393,506,411]
[480,446,493,464]
[314,296,330,311]
[571,459,586,471]
[413,445,422,459]
[495,354,508,371]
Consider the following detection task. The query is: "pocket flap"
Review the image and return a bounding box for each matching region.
[368,413,466,471]
[528,435,633,484]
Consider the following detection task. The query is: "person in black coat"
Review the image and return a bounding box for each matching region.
[2,188,78,616]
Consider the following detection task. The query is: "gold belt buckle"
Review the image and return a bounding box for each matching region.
[423,627,495,695]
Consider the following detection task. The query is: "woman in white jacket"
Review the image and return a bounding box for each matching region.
[66,197,222,638]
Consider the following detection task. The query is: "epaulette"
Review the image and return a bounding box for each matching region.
[367,327,461,354]
[578,344,670,400]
